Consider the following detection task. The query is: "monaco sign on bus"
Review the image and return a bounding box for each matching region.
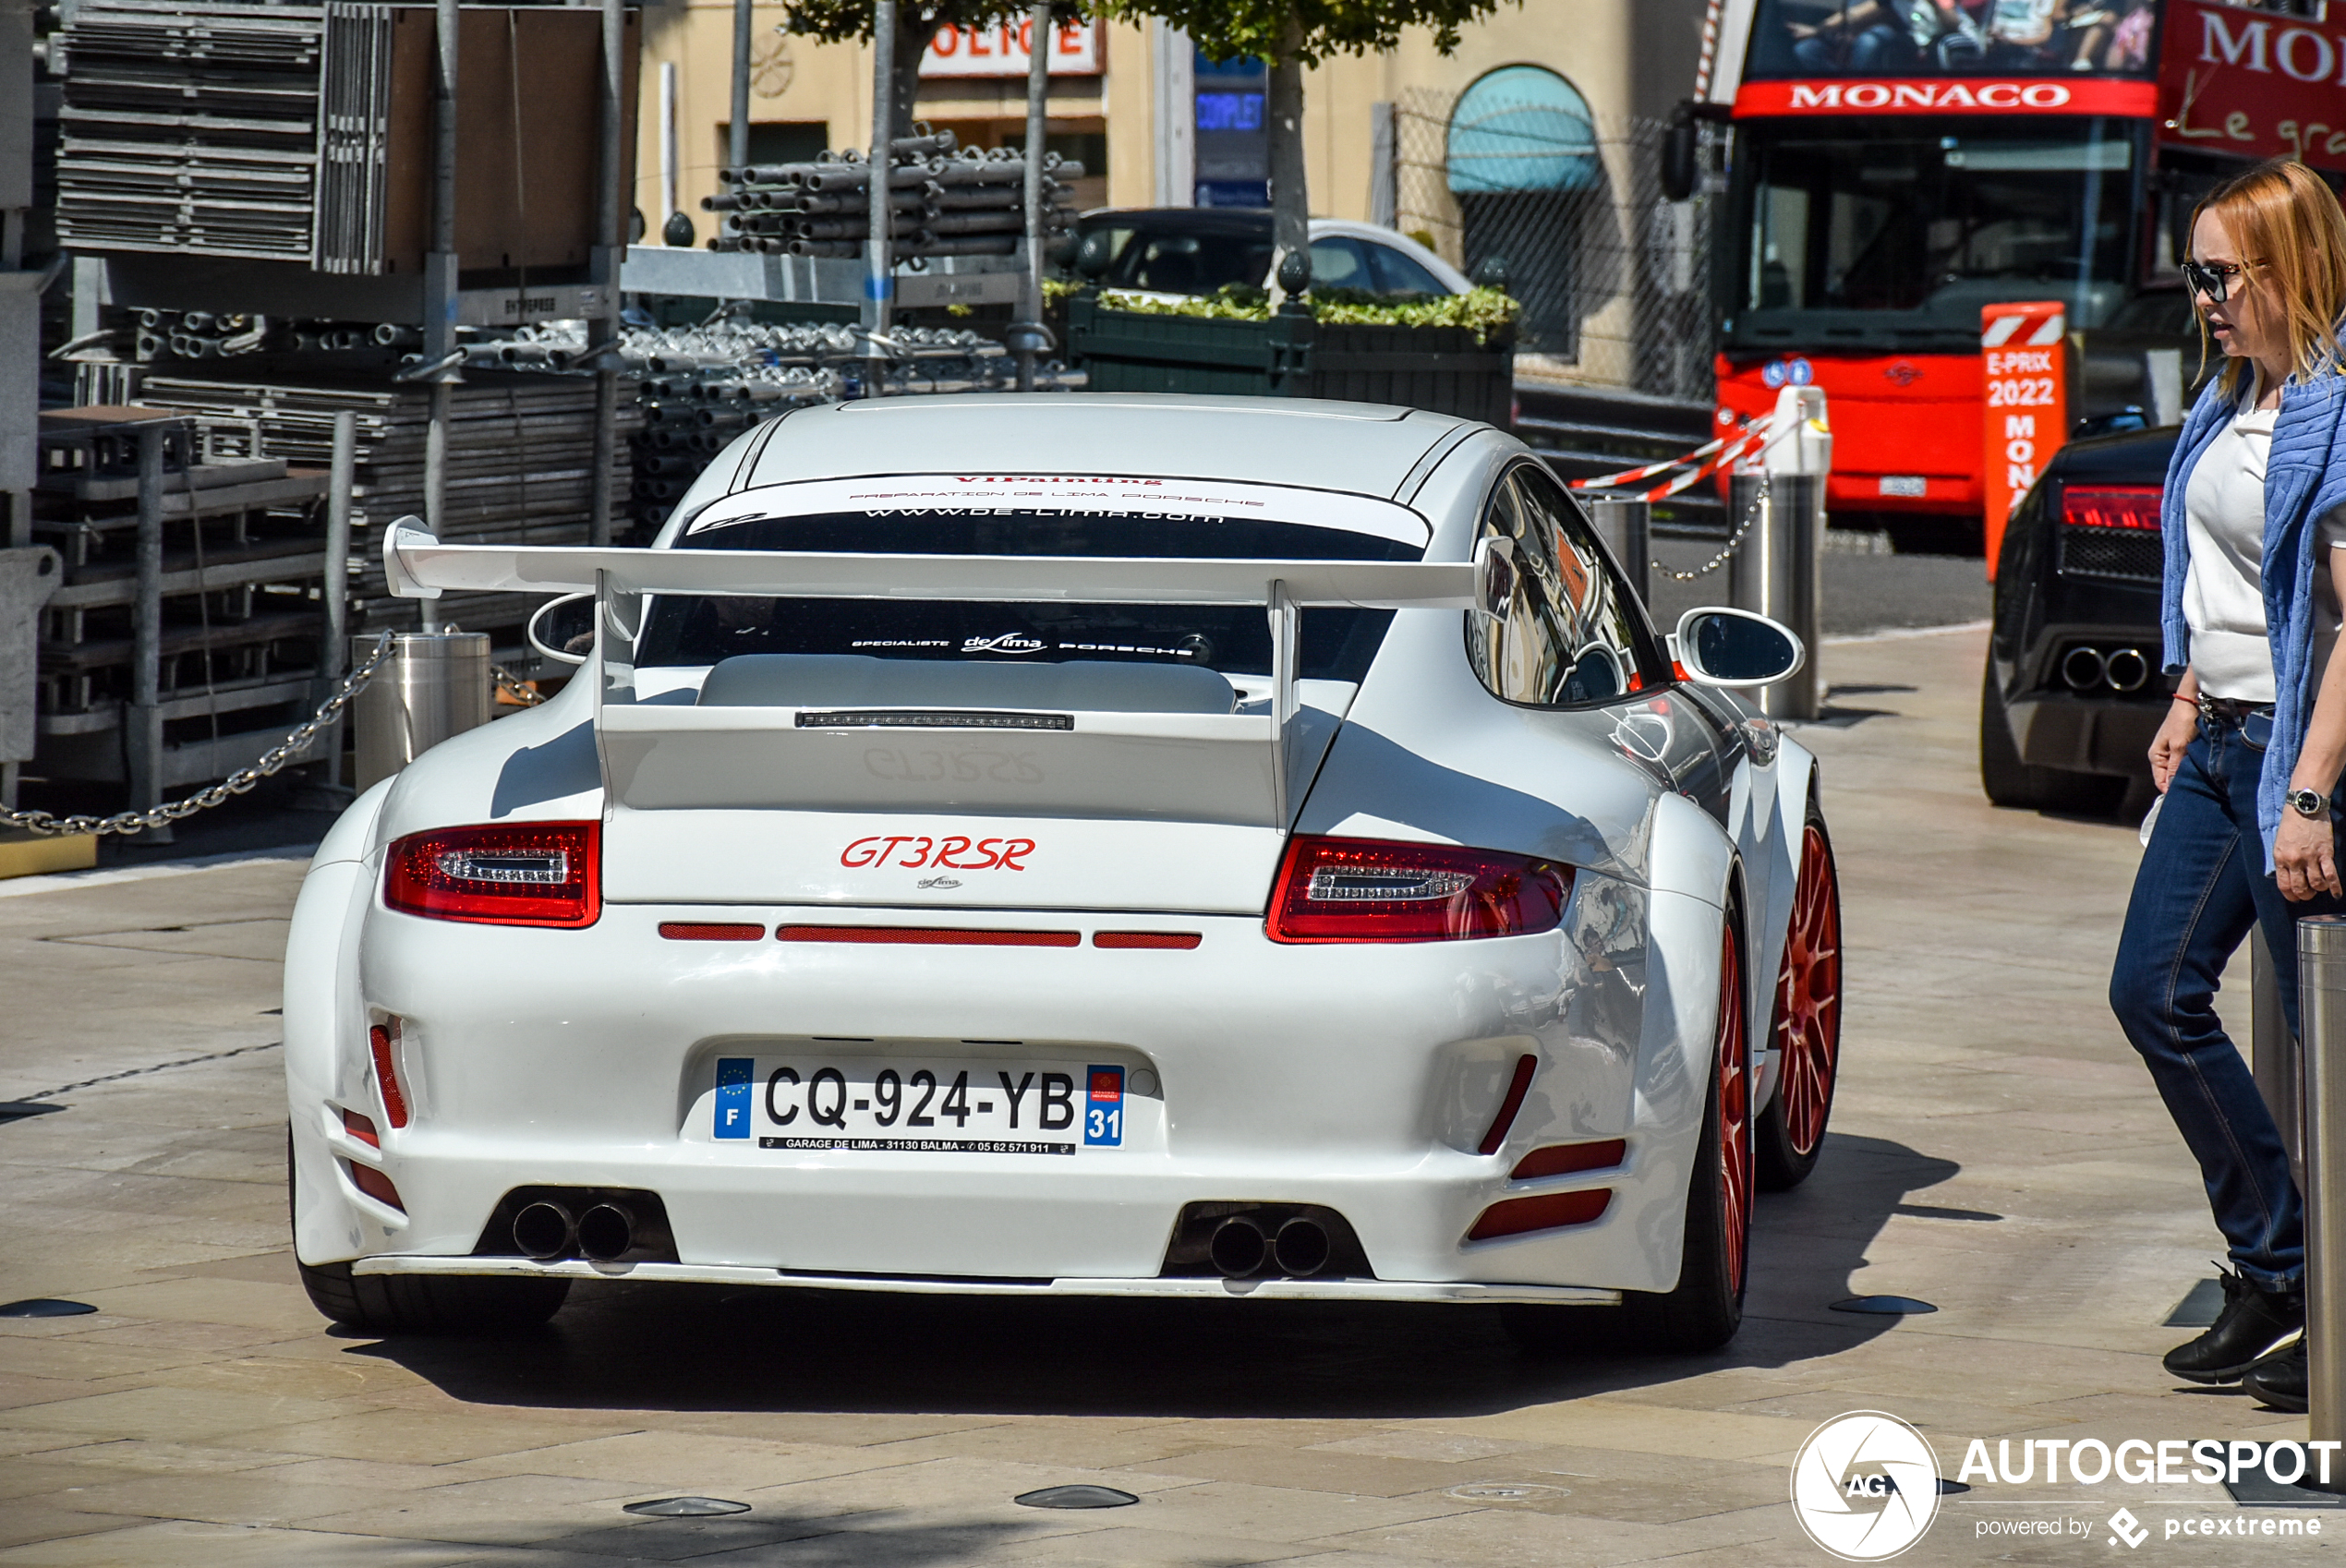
[1981,303,2068,582]
[1736,78,2155,116]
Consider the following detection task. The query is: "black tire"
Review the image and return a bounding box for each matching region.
[1979,661,2122,813]
[288,1128,568,1333]
[1755,804,1839,1192]
[1506,901,1751,1357]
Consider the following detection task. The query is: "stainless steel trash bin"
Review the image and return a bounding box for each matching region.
[351,633,491,790]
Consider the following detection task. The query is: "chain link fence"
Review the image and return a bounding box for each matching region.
[1393,90,1718,404]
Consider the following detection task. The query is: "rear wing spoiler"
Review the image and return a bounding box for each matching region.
[381,522,1487,610]
[381,522,1508,830]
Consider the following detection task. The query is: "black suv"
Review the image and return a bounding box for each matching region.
[1983,425,2173,812]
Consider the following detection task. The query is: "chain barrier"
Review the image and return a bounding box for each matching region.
[490,665,546,706]
[1650,470,1771,584]
[0,633,396,838]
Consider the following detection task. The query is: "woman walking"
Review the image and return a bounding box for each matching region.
[2112,158,2346,1415]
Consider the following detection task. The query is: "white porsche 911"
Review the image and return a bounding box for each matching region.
[284,393,1843,1354]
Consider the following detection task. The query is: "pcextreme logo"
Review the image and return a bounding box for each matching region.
[1791,1412,1941,1562]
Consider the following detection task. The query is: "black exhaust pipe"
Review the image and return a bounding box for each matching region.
[2104,646,2150,693]
[1208,1216,1267,1278]
[2061,645,2105,692]
[1273,1217,1332,1278]
[575,1202,635,1262]
[512,1200,574,1261]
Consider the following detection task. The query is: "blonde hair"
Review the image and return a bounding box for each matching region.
[2193,158,2346,398]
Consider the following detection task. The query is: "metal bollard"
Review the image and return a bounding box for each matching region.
[1590,498,1651,607]
[2297,913,2346,1489]
[351,633,490,791]
[1725,473,1822,720]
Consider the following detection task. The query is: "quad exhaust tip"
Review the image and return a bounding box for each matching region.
[1273,1217,1331,1278]
[1207,1214,1334,1279]
[511,1200,573,1261]
[576,1202,635,1262]
[1209,1216,1267,1278]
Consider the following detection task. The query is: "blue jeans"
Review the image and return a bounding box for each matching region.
[2109,715,2335,1291]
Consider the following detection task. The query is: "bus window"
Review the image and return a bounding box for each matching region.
[1731,117,2143,344]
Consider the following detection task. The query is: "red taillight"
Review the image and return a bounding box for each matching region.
[383,822,599,927]
[1267,836,1571,944]
[367,1021,409,1129]
[1466,1189,1612,1242]
[2062,485,2161,531]
[1510,1139,1626,1180]
[340,1106,381,1150]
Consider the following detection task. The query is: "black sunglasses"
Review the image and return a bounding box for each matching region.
[2183,259,2247,302]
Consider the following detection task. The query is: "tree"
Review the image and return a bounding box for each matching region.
[783,0,1086,148]
[1092,0,1511,295]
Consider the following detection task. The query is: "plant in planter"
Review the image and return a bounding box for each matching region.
[1097,283,1521,346]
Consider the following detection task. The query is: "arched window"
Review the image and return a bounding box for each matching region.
[1444,66,1598,197]
[1443,66,1599,357]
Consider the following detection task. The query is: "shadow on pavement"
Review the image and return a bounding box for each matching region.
[346,1134,1963,1422]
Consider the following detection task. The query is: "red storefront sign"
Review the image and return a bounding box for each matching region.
[923,18,1098,78]
[2159,0,2346,173]
[1981,302,2069,581]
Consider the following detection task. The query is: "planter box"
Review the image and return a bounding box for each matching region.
[1067,296,1513,428]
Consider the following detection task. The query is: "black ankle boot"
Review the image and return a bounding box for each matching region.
[2244,1341,2309,1413]
[2163,1269,2304,1385]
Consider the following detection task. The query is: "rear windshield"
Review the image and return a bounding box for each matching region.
[635,510,1420,684]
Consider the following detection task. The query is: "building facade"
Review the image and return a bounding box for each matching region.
[634,0,1711,392]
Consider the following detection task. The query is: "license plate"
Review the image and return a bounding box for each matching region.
[712,1056,1125,1153]
[1878,475,1927,498]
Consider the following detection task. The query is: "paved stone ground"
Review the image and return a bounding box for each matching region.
[0,626,2331,1566]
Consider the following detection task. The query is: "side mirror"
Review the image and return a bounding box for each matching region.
[1674,607,1805,687]
[1470,536,1518,620]
[526,591,597,666]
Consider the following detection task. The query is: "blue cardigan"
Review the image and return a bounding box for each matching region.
[2161,368,2346,869]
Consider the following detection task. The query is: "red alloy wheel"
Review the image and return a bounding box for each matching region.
[1770,824,1843,1159]
[1717,923,1752,1297]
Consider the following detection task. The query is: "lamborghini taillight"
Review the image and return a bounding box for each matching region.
[1267,836,1571,944]
[383,822,600,927]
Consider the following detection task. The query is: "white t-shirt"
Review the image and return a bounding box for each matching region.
[2183,400,2346,701]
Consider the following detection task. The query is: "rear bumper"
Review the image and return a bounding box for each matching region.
[351,1254,1619,1306]
[2009,692,2163,778]
[286,867,1723,1298]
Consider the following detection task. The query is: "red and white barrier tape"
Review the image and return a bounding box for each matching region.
[1568,415,1783,502]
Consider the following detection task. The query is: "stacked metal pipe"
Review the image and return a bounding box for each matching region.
[705,129,1079,260]
[471,318,1076,538]
[55,4,327,260]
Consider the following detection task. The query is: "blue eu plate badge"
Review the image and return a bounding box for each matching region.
[714,1057,754,1140]
[1083,1064,1124,1147]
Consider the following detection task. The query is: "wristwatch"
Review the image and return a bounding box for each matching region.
[2290,787,2328,820]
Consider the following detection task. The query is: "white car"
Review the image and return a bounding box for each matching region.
[284,393,1843,1354]
[1070,211,1474,300]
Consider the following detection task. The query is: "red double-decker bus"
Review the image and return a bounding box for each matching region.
[1705,0,2346,555]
